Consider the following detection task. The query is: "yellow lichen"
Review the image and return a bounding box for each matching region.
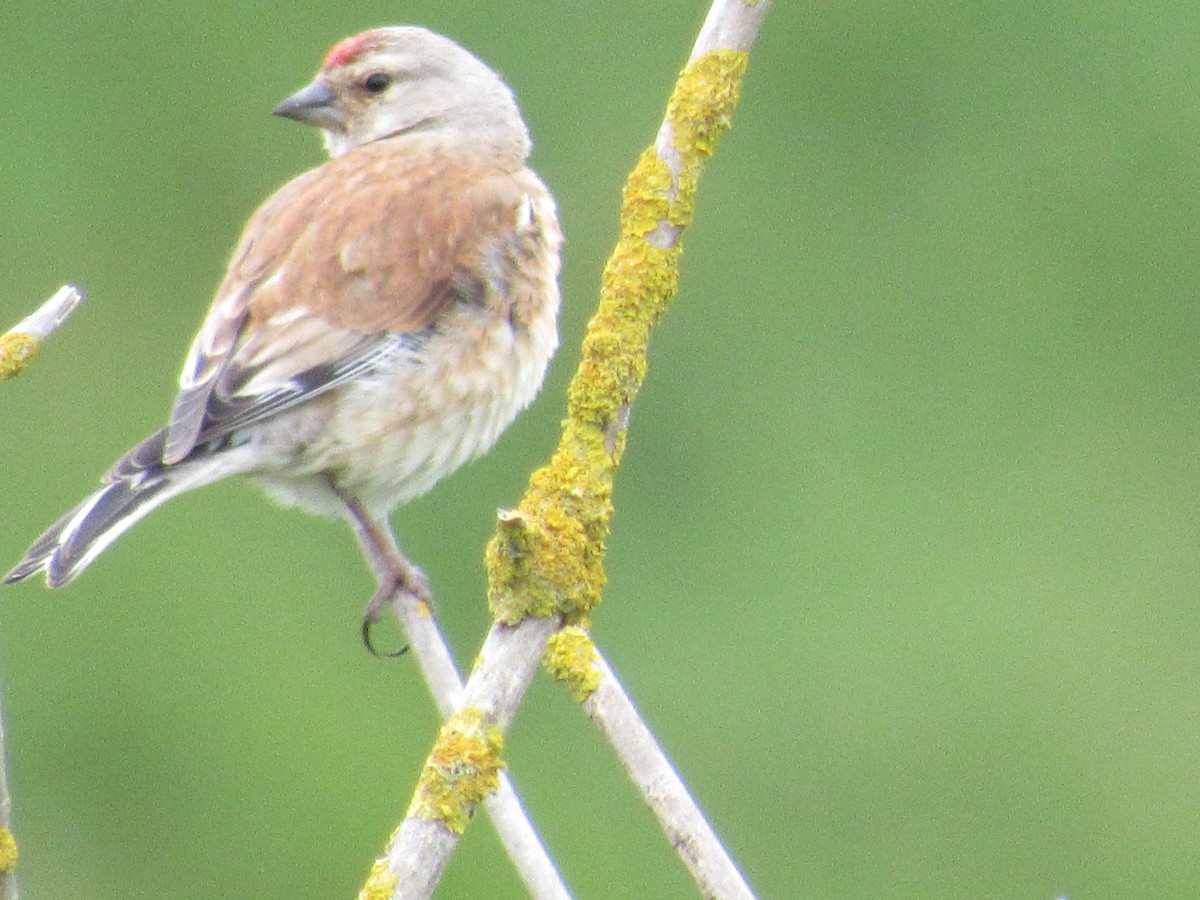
[486,500,604,625]
[0,826,16,873]
[356,857,398,900]
[484,42,753,630]
[620,148,674,237]
[407,707,505,835]
[668,50,749,161]
[544,626,601,702]
[0,333,39,381]
[665,50,749,232]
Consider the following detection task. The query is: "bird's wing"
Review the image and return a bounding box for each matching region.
[159,142,534,465]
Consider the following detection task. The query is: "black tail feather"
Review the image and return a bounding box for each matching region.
[6,428,238,587]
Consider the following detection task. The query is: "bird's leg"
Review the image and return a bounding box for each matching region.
[324,475,432,655]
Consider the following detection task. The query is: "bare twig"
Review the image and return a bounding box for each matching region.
[583,643,753,898]
[365,1,771,897]
[0,679,16,900]
[543,624,753,898]
[0,284,86,900]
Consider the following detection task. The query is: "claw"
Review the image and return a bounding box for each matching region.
[359,572,410,657]
[361,615,409,658]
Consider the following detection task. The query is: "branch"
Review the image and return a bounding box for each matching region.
[386,593,570,899]
[350,525,569,899]
[541,5,769,894]
[547,630,754,898]
[0,680,16,900]
[0,284,85,900]
[363,1,770,895]
[359,614,562,900]
[0,285,84,381]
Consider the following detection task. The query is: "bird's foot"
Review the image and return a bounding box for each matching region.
[360,558,432,657]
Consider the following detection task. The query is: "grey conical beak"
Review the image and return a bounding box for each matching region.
[273,80,346,131]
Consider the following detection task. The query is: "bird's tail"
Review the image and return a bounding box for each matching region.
[4,430,244,587]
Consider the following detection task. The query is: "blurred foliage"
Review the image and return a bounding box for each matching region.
[3,2,1200,897]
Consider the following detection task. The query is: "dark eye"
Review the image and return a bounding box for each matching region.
[363,72,391,94]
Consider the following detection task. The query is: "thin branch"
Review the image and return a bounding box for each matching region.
[649,0,773,251]
[543,625,753,898]
[0,285,85,900]
[566,4,769,895]
[366,1,771,896]
[0,285,84,381]
[583,643,753,899]
[0,678,16,900]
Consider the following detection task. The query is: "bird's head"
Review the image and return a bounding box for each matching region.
[273,26,531,159]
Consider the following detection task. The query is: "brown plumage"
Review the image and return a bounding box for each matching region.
[5,27,561,643]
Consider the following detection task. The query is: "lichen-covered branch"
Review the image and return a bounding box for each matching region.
[487,0,769,628]
[368,1,770,896]
[361,616,562,900]
[353,556,568,896]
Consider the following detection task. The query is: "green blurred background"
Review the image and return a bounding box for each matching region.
[3,1,1200,897]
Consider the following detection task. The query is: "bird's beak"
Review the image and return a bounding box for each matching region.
[273,80,346,131]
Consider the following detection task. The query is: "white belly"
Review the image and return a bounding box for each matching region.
[250,299,558,520]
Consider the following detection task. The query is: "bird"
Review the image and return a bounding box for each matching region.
[4,26,562,649]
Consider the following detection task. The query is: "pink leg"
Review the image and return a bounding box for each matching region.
[324,476,432,655]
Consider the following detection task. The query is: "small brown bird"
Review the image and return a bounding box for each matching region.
[5,27,562,644]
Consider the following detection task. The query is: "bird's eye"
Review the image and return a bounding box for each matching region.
[363,72,392,94]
